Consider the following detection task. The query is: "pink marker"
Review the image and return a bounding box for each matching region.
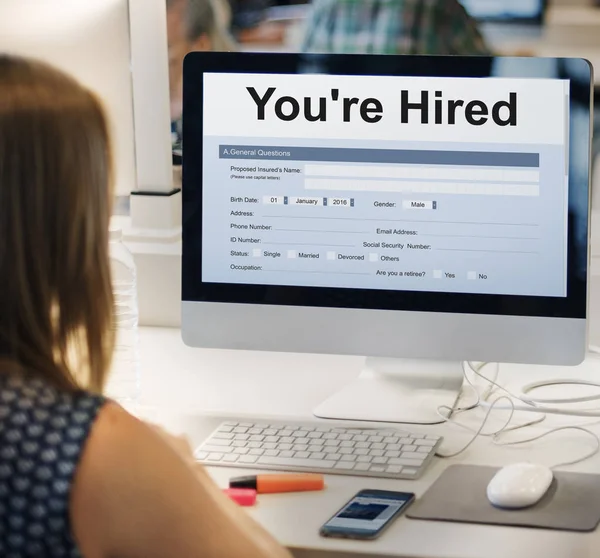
[223,487,257,506]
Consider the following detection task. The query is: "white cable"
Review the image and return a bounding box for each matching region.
[521,379,600,404]
[493,426,600,469]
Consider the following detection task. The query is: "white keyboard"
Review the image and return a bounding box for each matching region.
[194,420,442,480]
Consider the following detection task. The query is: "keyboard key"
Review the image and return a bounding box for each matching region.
[371,442,385,450]
[234,447,249,455]
[354,463,371,471]
[292,431,307,438]
[389,458,423,468]
[355,442,370,449]
[337,434,352,441]
[209,438,232,447]
[415,439,437,447]
[356,455,372,463]
[233,427,248,433]
[258,456,336,469]
[310,439,325,446]
[370,466,386,472]
[308,445,323,453]
[278,443,292,451]
[426,435,439,440]
[353,435,368,442]
[334,462,355,470]
[264,449,279,457]
[247,442,262,449]
[368,436,383,443]
[385,451,400,458]
[341,455,356,462]
[403,445,417,453]
[322,433,338,440]
[411,433,424,439]
[340,441,354,448]
[310,452,326,460]
[213,433,234,440]
[386,466,402,474]
[223,422,238,427]
[295,451,310,458]
[263,442,277,450]
[401,452,426,461]
[295,444,309,452]
[386,444,402,451]
[280,437,294,444]
[195,451,208,460]
[324,440,340,447]
[264,435,278,443]
[308,432,322,439]
[418,446,430,453]
[239,422,253,427]
[403,468,419,477]
[325,453,341,461]
[354,448,369,456]
[279,450,295,458]
[338,448,353,455]
[235,434,249,441]
[207,453,223,461]
[384,437,398,444]
[370,449,384,457]
[223,454,239,463]
[249,449,265,456]
[248,428,262,434]
[399,438,413,445]
[239,455,258,464]
[249,435,264,442]
[300,426,315,431]
[232,441,247,448]
[279,430,293,437]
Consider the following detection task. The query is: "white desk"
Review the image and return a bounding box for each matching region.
[129,326,600,558]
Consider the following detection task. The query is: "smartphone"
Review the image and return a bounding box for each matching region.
[319,489,415,540]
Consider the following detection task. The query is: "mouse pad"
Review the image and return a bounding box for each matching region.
[407,465,600,532]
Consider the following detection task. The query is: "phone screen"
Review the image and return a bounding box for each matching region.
[321,490,414,538]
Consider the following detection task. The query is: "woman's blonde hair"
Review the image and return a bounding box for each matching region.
[0,56,114,393]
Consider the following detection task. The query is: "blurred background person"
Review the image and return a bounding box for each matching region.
[301,0,491,55]
[167,0,237,157]
[227,0,288,45]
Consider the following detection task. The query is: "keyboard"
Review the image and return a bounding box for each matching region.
[194,420,442,480]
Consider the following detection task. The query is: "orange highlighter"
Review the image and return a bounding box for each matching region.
[229,473,325,494]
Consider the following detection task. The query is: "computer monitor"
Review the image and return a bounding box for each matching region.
[181,53,592,424]
[459,0,547,24]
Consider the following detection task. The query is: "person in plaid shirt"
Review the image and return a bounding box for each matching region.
[301,0,491,56]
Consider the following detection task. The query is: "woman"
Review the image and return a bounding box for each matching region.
[0,55,292,558]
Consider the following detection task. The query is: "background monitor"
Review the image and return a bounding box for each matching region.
[181,52,592,424]
[459,0,547,23]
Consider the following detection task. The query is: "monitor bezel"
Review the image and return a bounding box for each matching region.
[182,52,592,321]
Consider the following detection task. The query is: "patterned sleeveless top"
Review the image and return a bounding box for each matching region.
[0,373,105,557]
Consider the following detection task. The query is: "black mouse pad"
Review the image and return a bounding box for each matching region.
[407,464,600,532]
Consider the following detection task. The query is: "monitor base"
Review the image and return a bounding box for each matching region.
[313,358,464,425]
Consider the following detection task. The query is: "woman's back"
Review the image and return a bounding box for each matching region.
[0,374,104,557]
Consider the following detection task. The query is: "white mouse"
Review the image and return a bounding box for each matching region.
[486,462,554,509]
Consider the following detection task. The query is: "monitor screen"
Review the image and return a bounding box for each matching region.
[459,0,546,22]
[181,54,591,365]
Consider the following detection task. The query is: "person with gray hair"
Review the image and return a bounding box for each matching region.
[167,0,236,154]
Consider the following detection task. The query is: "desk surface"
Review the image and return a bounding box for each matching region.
[131,326,600,558]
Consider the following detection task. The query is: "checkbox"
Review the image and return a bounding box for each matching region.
[433,270,442,279]
[252,249,261,257]
[369,253,379,262]
[287,250,296,259]
[327,251,336,260]
[467,271,477,280]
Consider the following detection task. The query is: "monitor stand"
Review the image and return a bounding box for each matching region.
[313,358,464,425]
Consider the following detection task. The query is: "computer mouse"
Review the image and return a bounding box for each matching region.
[486,462,554,509]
